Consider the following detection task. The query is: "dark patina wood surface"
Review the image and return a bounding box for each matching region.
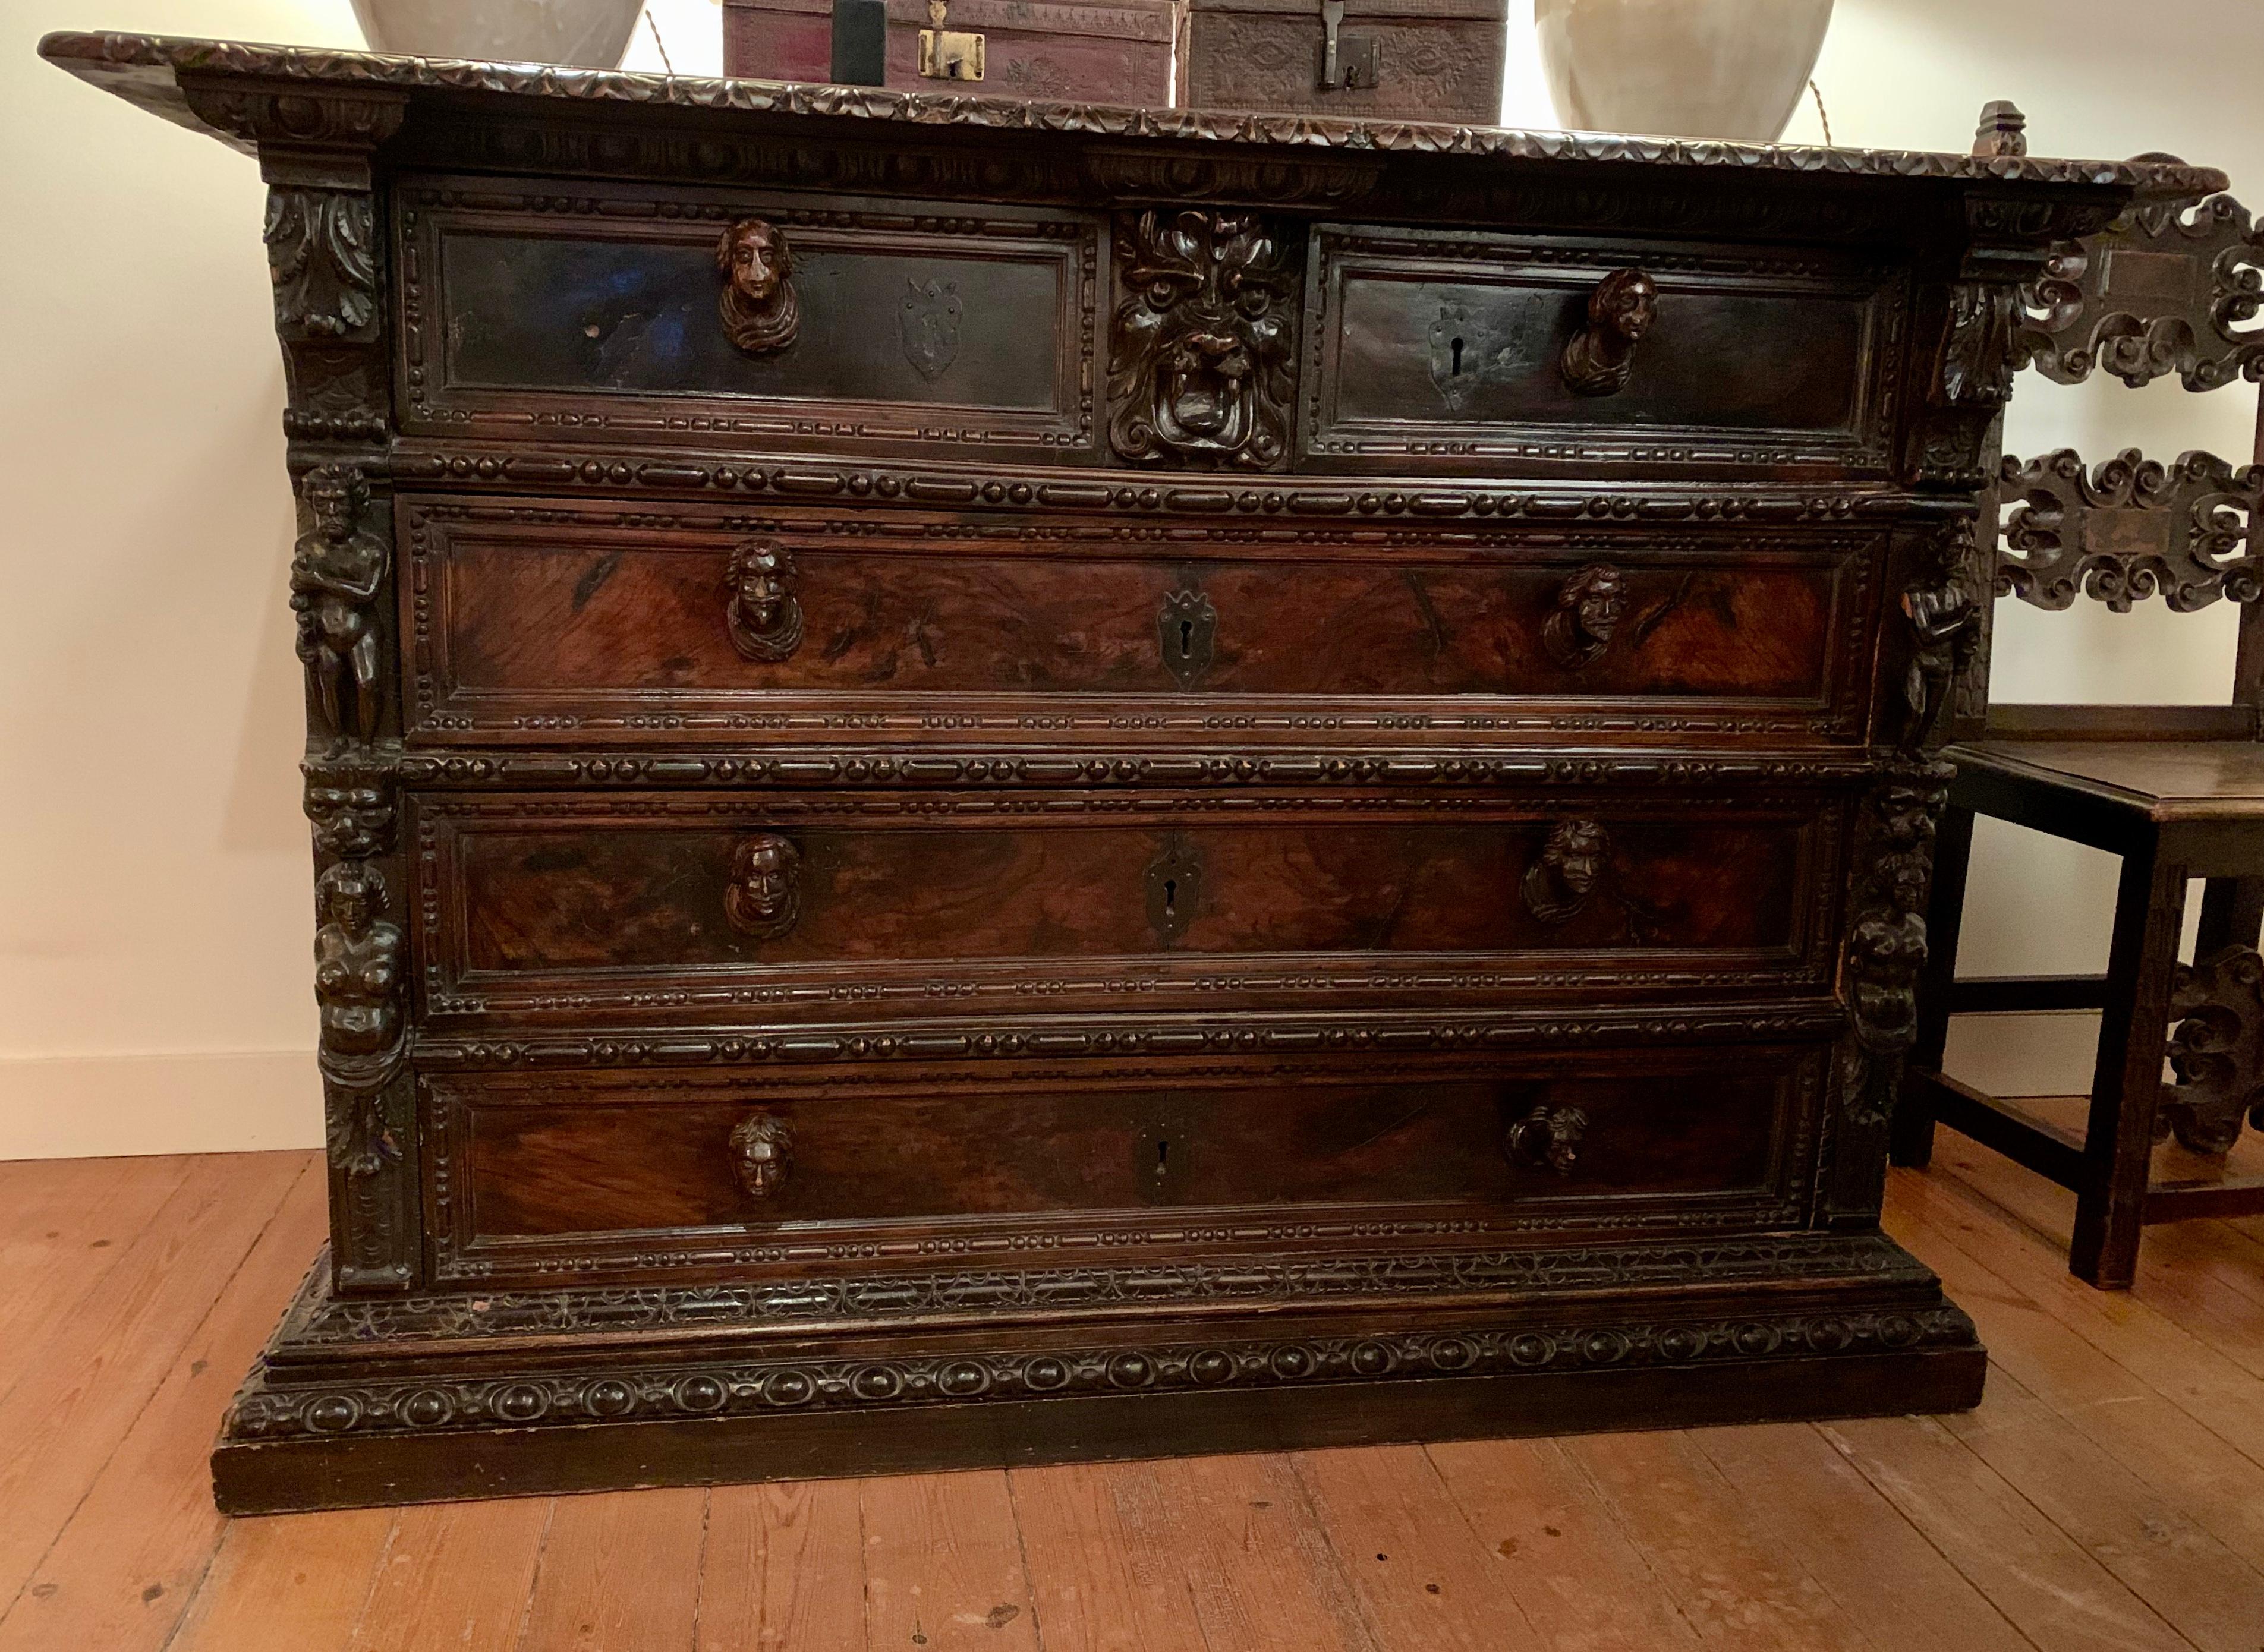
[36,29,2224,1510]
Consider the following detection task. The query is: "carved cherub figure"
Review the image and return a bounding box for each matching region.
[289,464,386,746]
[1544,562,1629,669]
[1561,269,1658,396]
[725,834,802,938]
[724,541,804,661]
[716,219,798,355]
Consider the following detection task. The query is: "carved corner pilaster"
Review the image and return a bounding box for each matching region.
[304,754,418,1294]
[1823,755,1952,1225]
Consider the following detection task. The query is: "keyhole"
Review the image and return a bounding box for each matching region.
[1450,336,1465,376]
[1163,877,1178,915]
[1155,1137,1170,1179]
[1179,618,1195,658]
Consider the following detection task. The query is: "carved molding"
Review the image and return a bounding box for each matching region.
[392,749,1884,790]
[225,1295,1976,1443]
[2017,194,2264,390]
[289,462,389,745]
[1108,209,1295,470]
[55,34,2216,194]
[2160,945,2264,1155]
[1996,447,2264,611]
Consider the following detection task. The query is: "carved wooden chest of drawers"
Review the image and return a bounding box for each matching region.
[43,30,2222,1512]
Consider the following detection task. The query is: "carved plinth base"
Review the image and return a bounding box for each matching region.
[212,1233,1982,1512]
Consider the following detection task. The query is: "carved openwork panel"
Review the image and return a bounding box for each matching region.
[2160,945,2264,1156]
[2017,194,2264,390]
[1108,209,1296,469]
[1996,448,2264,611]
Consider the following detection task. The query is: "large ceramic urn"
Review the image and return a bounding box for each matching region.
[1535,0,1835,143]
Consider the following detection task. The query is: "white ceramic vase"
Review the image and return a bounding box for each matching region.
[1534,0,1835,143]
[350,0,648,68]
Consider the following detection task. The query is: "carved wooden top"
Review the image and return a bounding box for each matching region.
[40,30,2226,200]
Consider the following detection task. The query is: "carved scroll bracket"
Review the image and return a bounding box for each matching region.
[2159,945,2264,1156]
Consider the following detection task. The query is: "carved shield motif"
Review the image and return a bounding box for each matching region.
[900,277,962,381]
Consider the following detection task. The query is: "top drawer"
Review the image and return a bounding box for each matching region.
[393,179,1100,461]
[1302,225,1909,475]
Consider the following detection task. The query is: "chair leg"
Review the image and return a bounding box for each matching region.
[2194,876,2264,956]
[2070,841,2186,1289]
[1891,803,1975,1169]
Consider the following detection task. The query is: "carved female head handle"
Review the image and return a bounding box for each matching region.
[1521,819,1610,925]
[1504,1105,1588,1174]
[1543,562,1628,669]
[725,833,802,940]
[729,1113,793,1199]
[1560,268,1658,396]
[725,541,805,662]
[716,219,799,355]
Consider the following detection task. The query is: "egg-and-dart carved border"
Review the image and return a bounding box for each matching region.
[228,1303,1976,1442]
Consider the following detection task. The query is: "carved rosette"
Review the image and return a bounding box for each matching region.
[1107,210,1295,470]
[1997,447,2264,612]
[2159,946,2264,1155]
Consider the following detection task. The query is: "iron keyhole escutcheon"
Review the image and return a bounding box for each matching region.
[1158,585,1217,688]
[1145,833,1202,945]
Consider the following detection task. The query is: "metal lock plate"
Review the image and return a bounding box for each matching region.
[918,0,986,80]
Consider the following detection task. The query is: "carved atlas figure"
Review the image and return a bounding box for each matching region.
[289,463,387,745]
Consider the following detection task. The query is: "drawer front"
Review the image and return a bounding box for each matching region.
[426,1046,1820,1281]
[1303,225,1907,472]
[402,499,1881,744]
[395,180,1099,459]
[412,790,1841,1023]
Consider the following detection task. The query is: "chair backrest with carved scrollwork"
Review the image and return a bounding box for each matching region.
[1952,116,2264,743]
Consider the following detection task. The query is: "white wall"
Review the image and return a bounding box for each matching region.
[0,1,2253,1155]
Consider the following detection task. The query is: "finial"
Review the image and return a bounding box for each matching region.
[1973,100,2027,159]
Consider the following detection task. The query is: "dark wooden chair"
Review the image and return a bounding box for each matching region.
[1891,179,2264,1288]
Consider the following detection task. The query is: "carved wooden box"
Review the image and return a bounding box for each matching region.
[38,27,2223,1512]
[1177,0,1506,121]
[722,0,1176,105]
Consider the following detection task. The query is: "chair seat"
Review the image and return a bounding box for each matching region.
[1950,739,2264,824]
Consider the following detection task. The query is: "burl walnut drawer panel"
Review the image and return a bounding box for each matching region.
[1303,225,1909,472]
[411,791,1841,1023]
[402,499,1881,743]
[426,1048,1819,1281]
[393,180,1098,458]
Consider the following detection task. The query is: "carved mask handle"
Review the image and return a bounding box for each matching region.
[725,833,802,940]
[1543,562,1627,670]
[1504,1104,1587,1174]
[1560,269,1658,396]
[729,1112,794,1199]
[726,541,805,663]
[716,219,799,355]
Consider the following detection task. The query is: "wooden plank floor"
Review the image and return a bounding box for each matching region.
[2,1134,2261,1652]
